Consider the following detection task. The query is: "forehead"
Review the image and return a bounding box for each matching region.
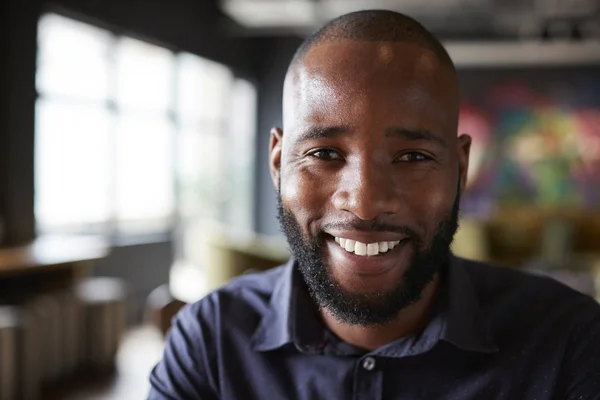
[284,40,458,136]
[303,40,441,83]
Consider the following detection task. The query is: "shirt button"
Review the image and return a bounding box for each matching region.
[362,357,376,371]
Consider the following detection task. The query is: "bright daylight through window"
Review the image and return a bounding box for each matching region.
[35,13,257,242]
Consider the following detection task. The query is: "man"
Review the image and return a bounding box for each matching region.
[149,10,600,399]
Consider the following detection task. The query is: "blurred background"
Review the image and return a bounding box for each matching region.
[0,0,599,398]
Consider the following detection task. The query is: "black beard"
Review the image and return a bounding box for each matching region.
[276,188,460,326]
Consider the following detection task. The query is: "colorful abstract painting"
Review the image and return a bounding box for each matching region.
[459,69,600,216]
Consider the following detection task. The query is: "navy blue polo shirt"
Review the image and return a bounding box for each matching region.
[148,256,600,399]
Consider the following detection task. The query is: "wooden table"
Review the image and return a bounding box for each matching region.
[0,235,111,399]
[0,234,109,273]
[0,235,110,298]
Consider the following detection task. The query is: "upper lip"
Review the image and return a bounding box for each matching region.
[324,230,409,243]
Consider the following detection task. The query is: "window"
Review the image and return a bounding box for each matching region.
[176,53,233,222]
[35,13,257,242]
[223,79,258,231]
[36,14,114,234]
[35,100,113,230]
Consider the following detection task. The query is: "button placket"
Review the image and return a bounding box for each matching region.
[353,356,383,400]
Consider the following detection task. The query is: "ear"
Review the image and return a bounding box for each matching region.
[457,133,472,194]
[269,127,284,191]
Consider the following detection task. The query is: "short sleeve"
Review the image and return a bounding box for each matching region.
[148,303,218,400]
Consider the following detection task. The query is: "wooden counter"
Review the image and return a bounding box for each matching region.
[0,235,110,300]
[0,235,109,274]
[0,236,111,399]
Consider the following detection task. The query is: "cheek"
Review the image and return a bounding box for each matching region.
[280,165,331,225]
[415,189,450,216]
[400,172,457,230]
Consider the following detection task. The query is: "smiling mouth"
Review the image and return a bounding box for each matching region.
[333,237,403,257]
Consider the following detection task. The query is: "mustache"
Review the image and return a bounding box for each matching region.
[320,219,419,238]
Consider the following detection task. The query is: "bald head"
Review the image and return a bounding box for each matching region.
[288,10,455,77]
[282,10,460,138]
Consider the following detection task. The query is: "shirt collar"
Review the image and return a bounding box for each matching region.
[251,255,498,355]
[251,259,324,353]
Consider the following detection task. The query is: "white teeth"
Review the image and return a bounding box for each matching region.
[366,243,379,256]
[354,242,367,256]
[344,239,356,252]
[334,237,402,257]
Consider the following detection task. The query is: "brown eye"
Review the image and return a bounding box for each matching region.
[310,149,343,161]
[395,152,430,162]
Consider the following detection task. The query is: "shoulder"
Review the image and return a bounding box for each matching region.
[460,257,600,325]
[175,264,287,334]
[148,266,290,400]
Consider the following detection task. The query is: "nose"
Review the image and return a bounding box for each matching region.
[331,160,400,221]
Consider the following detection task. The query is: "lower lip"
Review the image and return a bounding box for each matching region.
[325,237,411,276]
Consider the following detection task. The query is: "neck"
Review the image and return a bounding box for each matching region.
[320,274,441,351]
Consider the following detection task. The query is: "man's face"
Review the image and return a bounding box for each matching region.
[270,40,471,325]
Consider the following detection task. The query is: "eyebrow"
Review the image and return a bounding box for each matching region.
[295,125,352,142]
[294,125,448,149]
[386,128,448,148]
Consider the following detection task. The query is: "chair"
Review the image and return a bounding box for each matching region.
[76,277,128,374]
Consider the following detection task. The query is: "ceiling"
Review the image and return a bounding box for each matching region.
[219,0,600,39]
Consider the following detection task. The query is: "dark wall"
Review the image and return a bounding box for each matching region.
[0,1,8,243]
[255,37,302,236]
[458,67,600,100]
[1,0,40,245]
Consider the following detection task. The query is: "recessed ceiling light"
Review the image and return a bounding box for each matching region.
[222,0,316,28]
